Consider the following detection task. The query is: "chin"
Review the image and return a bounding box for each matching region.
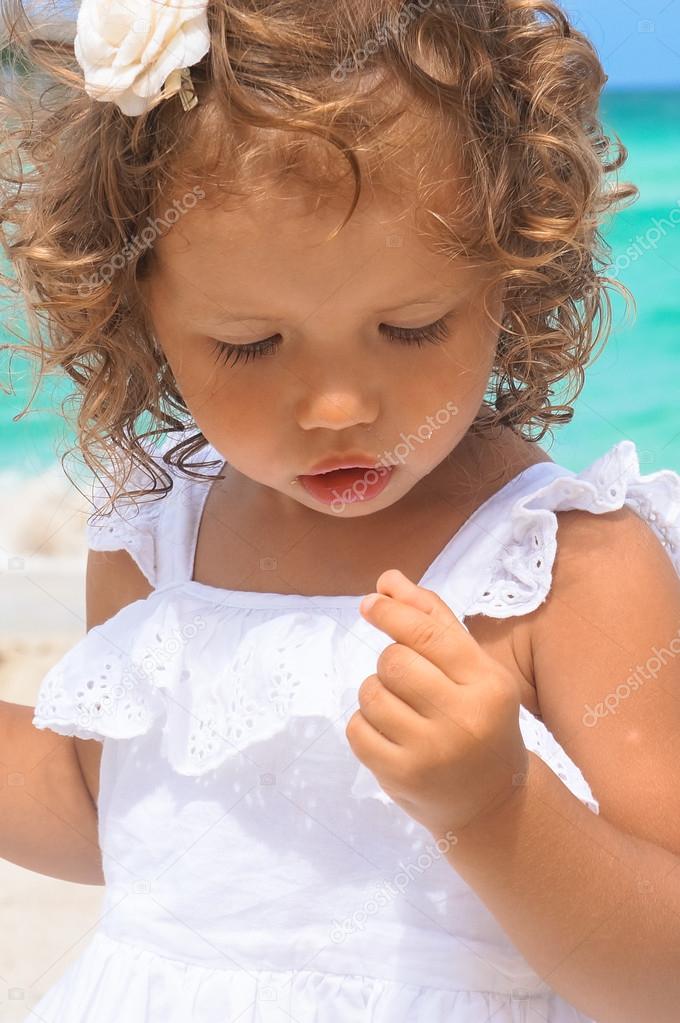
[312,496,396,518]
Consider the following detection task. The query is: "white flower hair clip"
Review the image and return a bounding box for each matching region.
[74,0,211,117]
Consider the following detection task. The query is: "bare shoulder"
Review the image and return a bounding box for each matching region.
[468,503,680,855]
[524,501,679,673]
[75,549,154,807]
[531,502,675,627]
[520,503,680,854]
[85,547,154,631]
[515,504,673,685]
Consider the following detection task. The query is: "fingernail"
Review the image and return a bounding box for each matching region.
[361,593,380,612]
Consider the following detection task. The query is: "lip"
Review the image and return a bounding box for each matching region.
[305,452,384,475]
[297,464,396,506]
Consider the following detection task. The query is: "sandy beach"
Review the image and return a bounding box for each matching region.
[0,635,106,1020]
[0,471,106,1018]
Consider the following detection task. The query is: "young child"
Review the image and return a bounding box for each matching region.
[1,1,679,1021]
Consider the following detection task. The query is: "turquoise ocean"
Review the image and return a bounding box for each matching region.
[1,88,679,482]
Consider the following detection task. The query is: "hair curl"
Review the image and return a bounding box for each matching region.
[0,0,638,515]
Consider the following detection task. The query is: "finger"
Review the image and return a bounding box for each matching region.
[376,568,461,629]
[345,706,406,776]
[356,672,428,743]
[360,570,485,682]
[374,642,462,719]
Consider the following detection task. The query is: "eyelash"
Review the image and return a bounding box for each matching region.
[209,313,454,368]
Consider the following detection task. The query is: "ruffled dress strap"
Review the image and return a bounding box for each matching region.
[85,433,195,589]
[427,439,680,622]
[423,439,680,816]
[467,438,679,617]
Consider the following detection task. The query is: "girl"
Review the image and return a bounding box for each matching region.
[1,1,679,1021]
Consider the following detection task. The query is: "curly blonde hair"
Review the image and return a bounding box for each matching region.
[0,0,637,515]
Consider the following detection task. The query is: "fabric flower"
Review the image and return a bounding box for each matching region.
[74,0,211,116]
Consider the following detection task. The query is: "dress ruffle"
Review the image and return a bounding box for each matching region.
[31,579,600,814]
[464,439,680,619]
[31,584,389,802]
[29,929,594,1023]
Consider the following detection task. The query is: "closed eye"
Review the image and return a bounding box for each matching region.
[210,311,455,367]
[379,313,453,346]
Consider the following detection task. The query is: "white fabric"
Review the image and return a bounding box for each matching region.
[28,434,680,1022]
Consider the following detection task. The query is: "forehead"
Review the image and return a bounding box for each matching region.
[147,183,486,323]
[155,182,427,264]
[144,103,486,318]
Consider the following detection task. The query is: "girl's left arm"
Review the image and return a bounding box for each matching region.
[444,505,680,1023]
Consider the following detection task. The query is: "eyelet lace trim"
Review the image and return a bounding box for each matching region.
[31,593,336,777]
[33,643,162,740]
[31,584,600,814]
[87,508,162,588]
[466,440,680,619]
[518,707,599,814]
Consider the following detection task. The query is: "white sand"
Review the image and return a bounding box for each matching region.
[0,464,91,636]
[0,471,106,1017]
[0,636,105,1020]
[0,562,87,638]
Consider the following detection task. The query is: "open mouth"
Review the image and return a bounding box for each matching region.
[296,465,395,506]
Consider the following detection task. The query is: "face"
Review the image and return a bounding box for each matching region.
[144,179,503,521]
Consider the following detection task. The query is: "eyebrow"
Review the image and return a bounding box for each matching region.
[207,292,455,324]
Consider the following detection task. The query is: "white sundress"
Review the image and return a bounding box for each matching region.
[27,434,680,1023]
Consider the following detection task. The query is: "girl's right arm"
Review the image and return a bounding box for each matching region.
[0,548,153,886]
[0,699,103,884]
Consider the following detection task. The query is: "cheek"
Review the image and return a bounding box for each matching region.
[397,314,498,444]
[170,351,278,448]
[158,331,241,410]
[162,342,221,404]
[410,309,498,407]
[454,304,500,382]
[147,299,280,442]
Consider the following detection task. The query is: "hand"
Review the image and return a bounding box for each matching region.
[346,568,529,840]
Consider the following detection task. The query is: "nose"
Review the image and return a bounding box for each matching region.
[295,389,380,431]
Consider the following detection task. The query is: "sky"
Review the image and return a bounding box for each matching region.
[562,0,680,88]
[18,0,680,90]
